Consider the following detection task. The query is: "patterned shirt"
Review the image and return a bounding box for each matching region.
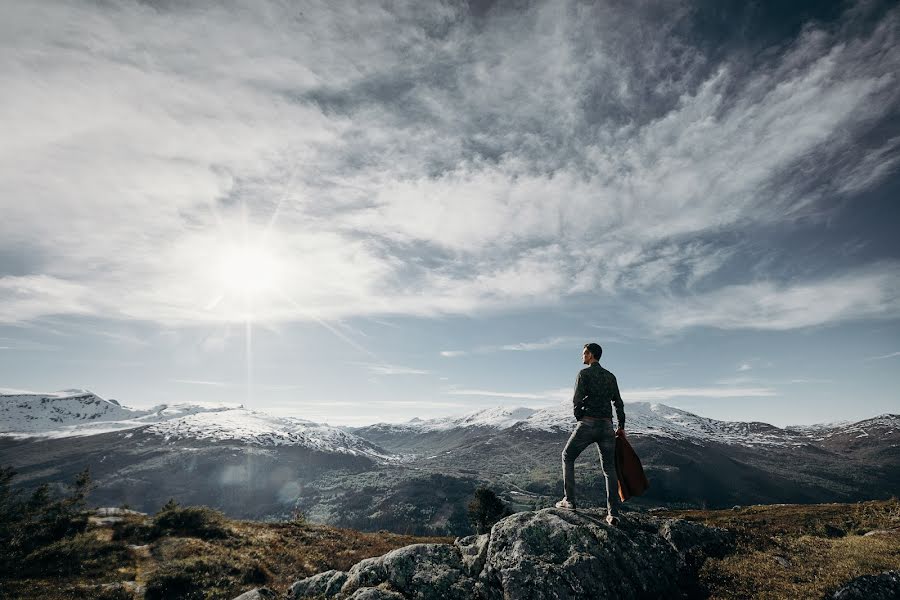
[573,362,625,427]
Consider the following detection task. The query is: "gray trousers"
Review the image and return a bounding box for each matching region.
[562,419,620,515]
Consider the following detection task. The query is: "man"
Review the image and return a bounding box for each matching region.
[556,343,625,526]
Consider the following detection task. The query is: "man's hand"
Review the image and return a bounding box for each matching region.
[615,426,624,435]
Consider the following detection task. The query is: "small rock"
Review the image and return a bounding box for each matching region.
[732,505,742,511]
[863,528,900,537]
[233,588,278,600]
[773,555,789,568]
[828,570,900,600]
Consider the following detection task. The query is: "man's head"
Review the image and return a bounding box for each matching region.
[583,343,602,365]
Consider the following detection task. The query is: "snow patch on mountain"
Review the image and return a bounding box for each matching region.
[0,389,144,434]
[0,389,391,459]
[362,405,539,434]
[147,408,393,458]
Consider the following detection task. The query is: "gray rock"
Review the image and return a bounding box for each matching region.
[829,570,900,600]
[233,588,278,600]
[340,543,474,600]
[289,569,348,598]
[863,528,900,537]
[454,533,489,577]
[288,508,734,600]
[348,588,405,600]
[658,517,734,558]
[479,509,686,600]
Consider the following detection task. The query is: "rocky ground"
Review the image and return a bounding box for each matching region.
[1,499,897,599]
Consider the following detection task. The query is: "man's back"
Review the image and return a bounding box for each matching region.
[574,363,625,426]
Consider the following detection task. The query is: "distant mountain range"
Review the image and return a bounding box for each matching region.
[1,388,897,536]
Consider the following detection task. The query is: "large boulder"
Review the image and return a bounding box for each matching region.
[275,508,733,600]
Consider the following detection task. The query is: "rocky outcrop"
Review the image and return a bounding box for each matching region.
[273,508,733,600]
[828,570,900,600]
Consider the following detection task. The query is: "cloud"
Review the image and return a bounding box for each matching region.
[651,264,900,331]
[447,388,558,400]
[365,364,431,376]
[624,386,778,401]
[737,363,752,372]
[442,336,580,357]
[171,379,232,387]
[866,351,900,361]
[499,336,579,352]
[0,1,898,329]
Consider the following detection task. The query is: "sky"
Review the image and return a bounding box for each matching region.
[1,0,898,427]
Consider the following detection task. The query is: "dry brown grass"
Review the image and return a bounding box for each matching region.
[658,498,900,599]
[0,513,452,600]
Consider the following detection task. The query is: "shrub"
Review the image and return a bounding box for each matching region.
[144,556,269,600]
[111,516,155,543]
[22,532,129,577]
[0,466,92,575]
[152,506,230,540]
[467,487,511,534]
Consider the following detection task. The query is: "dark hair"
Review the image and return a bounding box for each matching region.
[584,343,602,360]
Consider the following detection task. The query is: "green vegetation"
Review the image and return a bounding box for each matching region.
[467,487,512,534]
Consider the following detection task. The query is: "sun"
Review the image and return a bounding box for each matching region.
[215,243,285,301]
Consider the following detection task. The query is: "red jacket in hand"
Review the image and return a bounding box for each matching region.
[615,430,649,502]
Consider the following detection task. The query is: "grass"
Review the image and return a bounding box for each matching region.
[658,498,900,599]
[0,507,452,600]
[1,500,897,599]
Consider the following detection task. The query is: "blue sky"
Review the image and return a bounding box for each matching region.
[1,0,898,426]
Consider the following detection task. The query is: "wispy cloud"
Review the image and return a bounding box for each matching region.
[171,379,232,387]
[499,336,579,352]
[651,265,900,332]
[866,351,900,361]
[441,336,579,357]
[738,363,752,372]
[365,364,431,376]
[624,386,778,401]
[0,2,898,329]
[447,388,557,400]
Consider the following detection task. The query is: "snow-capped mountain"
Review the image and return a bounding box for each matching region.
[357,401,887,448]
[1,388,897,535]
[146,409,392,458]
[361,406,539,435]
[0,389,388,459]
[0,388,146,433]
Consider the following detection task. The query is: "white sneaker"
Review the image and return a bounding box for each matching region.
[555,499,576,510]
[606,514,620,526]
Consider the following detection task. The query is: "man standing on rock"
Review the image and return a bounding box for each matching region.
[556,342,625,525]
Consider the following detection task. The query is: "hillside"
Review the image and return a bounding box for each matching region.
[0,496,896,600]
[2,390,898,537]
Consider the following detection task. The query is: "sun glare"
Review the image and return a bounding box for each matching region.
[216,243,285,299]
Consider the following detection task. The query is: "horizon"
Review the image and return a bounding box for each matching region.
[1,1,899,428]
